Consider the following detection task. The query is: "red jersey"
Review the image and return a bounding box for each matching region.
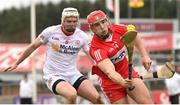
[89,24,138,79]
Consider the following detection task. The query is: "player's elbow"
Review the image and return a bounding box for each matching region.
[105,70,114,78]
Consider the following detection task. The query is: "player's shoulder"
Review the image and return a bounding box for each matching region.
[111,24,136,35]
[111,24,126,30]
[75,28,87,34]
[89,43,106,55]
[90,36,103,49]
[111,24,136,30]
[75,28,88,38]
[43,25,60,33]
[89,42,98,52]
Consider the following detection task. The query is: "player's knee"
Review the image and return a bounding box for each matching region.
[145,93,154,104]
[64,91,77,101]
[139,96,153,104]
[144,98,154,104]
[92,94,103,104]
[142,100,153,104]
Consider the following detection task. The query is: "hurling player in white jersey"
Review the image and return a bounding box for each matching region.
[3,7,104,104]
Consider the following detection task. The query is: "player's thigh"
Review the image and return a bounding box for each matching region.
[113,97,128,104]
[77,79,100,100]
[56,81,77,97]
[127,78,153,104]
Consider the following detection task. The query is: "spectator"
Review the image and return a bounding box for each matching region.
[19,73,33,104]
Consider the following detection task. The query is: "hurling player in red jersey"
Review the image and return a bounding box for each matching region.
[87,10,153,104]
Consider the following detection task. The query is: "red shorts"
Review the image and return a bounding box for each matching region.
[104,86,126,103]
[100,71,139,103]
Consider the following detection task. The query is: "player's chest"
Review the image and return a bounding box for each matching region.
[100,41,126,63]
[49,34,83,47]
[103,41,124,57]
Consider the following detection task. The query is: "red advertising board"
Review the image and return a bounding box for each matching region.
[152,90,170,104]
[80,22,173,32]
[142,33,172,52]
[122,23,173,32]
[0,44,45,71]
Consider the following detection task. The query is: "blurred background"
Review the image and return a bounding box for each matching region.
[0,0,180,104]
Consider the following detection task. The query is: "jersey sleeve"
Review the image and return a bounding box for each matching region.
[38,27,52,44]
[89,48,108,64]
[112,24,136,38]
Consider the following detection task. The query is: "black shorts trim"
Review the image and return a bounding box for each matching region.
[73,76,87,90]
[52,79,65,95]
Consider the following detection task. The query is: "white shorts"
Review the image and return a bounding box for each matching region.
[43,71,83,94]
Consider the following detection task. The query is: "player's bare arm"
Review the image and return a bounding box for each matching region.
[86,52,95,64]
[134,35,152,70]
[97,58,131,87]
[3,37,43,72]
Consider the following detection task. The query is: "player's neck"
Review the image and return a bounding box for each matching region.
[61,26,74,36]
[105,33,112,41]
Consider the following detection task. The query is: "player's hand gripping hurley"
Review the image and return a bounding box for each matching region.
[120,30,137,91]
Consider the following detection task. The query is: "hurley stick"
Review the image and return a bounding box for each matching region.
[120,30,137,91]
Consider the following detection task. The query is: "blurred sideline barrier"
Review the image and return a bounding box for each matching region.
[152,90,170,104]
[13,94,58,104]
[0,90,175,104]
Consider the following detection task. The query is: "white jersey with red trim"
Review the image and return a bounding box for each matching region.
[38,25,89,77]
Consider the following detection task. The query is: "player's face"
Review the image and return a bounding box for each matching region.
[91,18,109,40]
[62,16,78,32]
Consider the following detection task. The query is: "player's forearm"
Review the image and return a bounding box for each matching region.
[107,71,126,86]
[98,59,126,86]
[134,35,149,57]
[15,44,36,65]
